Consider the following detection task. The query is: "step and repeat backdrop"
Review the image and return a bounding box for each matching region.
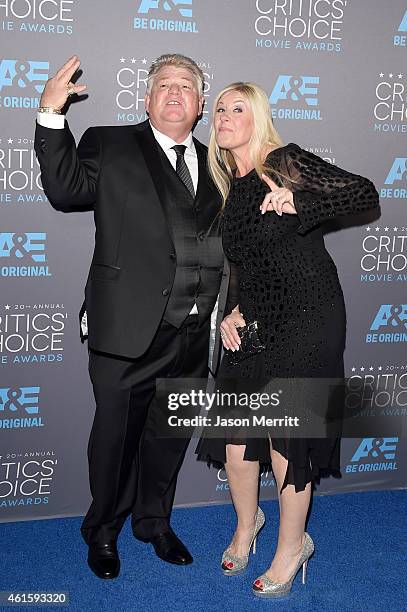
[0,1,406,522]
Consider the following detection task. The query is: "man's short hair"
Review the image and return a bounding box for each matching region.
[147,54,204,95]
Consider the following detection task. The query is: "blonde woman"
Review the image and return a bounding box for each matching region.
[196,82,379,597]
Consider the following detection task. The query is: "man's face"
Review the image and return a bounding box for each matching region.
[145,66,204,135]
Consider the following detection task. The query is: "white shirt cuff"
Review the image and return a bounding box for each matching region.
[37,112,65,129]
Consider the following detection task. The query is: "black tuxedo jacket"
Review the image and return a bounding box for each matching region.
[35,119,226,360]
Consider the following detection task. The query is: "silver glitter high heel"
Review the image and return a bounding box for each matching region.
[221,507,265,576]
[252,532,314,598]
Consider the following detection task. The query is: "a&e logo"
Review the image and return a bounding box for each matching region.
[269,75,321,121]
[134,0,198,33]
[380,158,407,199]
[0,232,51,277]
[394,10,407,46]
[138,0,192,16]
[366,304,407,344]
[0,60,49,109]
[345,437,398,473]
[0,386,44,430]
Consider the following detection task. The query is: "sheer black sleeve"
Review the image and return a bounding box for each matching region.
[225,260,240,314]
[283,143,380,235]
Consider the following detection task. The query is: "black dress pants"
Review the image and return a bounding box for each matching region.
[81,315,210,545]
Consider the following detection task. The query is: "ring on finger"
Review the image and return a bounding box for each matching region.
[67,85,76,96]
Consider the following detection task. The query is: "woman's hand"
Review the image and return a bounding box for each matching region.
[260,174,297,216]
[220,307,246,352]
[40,56,87,110]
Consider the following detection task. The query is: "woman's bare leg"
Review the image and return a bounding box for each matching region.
[258,445,311,583]
[224,443,260,556]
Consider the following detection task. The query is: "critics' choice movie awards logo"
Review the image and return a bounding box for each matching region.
[0,59,49,110]
[305,145,335,164]
[0,232,51,277]
[0,137,45,205]
[379,157,407,199]
[360,226,407,283]
[254,0,348,53]
[0,0,74,34]
[116,57,149,124]
[346,365,407,417]
[373,73,406,134]
[134,0,198,33]
[215,467,275,493]
[115,57,214,126]
[0,451,57,509]
[269,74,321,120]
[394,9,407,47]
[365,304,407,344]
[0,303,66,365]
[0,386,44,430]
[345,437,398,474]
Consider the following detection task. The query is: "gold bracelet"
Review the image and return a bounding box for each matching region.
[38,106,62,114]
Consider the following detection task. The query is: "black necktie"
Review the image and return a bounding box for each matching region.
[172,145,195,199]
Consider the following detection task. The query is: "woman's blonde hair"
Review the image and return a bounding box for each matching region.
[208,82,284,205]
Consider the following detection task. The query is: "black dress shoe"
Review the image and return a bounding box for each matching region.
[88,542,120,579]
[149,530,193,565]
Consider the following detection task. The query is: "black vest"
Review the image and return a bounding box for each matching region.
[156,144,223,328]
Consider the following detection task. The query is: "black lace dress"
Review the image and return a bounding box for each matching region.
[196,143,380,492]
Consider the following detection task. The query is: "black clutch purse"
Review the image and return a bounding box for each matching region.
[228,320,266,364]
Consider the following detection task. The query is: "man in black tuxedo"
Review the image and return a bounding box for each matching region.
[34,54,225,579]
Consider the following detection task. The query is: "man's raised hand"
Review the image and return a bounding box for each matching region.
[40,55,87,110]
